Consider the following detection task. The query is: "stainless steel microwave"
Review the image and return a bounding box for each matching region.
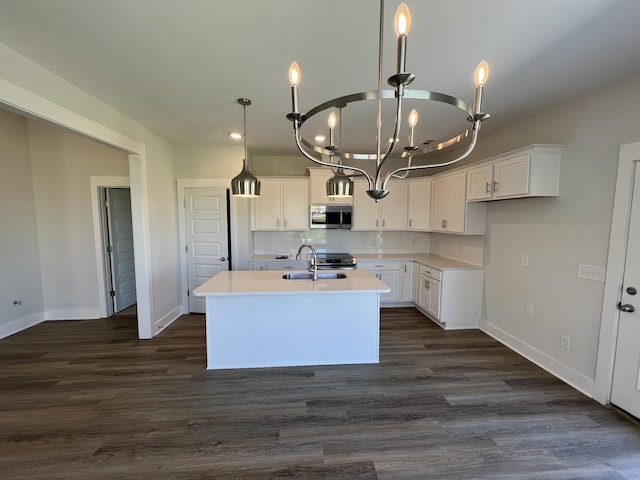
[310,205,352,229]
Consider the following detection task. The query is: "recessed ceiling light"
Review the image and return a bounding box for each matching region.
[230,132,242,140]
[314,135,326,142]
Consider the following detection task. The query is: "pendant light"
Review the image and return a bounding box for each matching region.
[231,98,261,197]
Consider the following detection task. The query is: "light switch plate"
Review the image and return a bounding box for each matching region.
[577,264,606,282]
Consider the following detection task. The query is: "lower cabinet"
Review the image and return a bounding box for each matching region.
[413,263,484,330]
[358,260,406,305]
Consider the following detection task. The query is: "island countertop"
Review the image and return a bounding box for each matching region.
[194,269,390,296]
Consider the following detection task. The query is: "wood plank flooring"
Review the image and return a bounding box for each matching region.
[1,308,639,479]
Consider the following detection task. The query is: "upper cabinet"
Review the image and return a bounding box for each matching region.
[352,179,408,231]
[430,171,486,234]
[407,177,431,231]
[251,177,309,231]
[467,144,565,202]
[308,167,353,205]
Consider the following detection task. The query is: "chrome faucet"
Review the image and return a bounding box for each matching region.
[296,243,318,281]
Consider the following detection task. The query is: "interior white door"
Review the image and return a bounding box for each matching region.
[185,187,229,313]
[106,188,136,313]
[611,160,640,419]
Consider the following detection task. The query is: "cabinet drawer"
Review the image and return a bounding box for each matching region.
[358,260,403,271]
[419,264,442,281]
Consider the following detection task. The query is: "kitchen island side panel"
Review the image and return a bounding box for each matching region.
[205,292,380,369]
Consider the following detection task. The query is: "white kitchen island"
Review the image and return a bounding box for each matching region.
[193,269,390,369]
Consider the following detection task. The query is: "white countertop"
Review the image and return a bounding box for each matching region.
[248,253,481,270]
[194,269,390,296]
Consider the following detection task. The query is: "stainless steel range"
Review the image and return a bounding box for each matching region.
[311,252,357,270]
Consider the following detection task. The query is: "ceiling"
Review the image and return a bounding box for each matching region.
[1,0,640,157]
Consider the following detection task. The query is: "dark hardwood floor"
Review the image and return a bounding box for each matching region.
[1,308,639,479]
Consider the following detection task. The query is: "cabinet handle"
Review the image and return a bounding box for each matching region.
[277,218,280,227]
[409,218,412,227]
[493,180,499,193]
[443,219,447,229]
[284,219,287,227]
[376,219,379,227]
[485,181,491,194]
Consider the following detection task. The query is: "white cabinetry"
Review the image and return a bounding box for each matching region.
[358,260,404,305]
[467,144,565,202]
[252,177,309,231]
[402,261,414,302]
[308,168,353,205]
[407,178,431,231]
[417,265,441,321]
[413,263,484,330]
[430,171,486,234]
[352,180,408,231]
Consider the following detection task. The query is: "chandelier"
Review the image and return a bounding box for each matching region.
[286,1,490,202]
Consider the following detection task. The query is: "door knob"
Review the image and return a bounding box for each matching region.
[618,302,635,313]
[220,257,226,261]
[627,286,637,295]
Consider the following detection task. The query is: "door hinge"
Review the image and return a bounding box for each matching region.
[187,290,190,297]
[104,199,110,208]
[106,245,113,253]
[110,290,116,297]
[185,245,188,253]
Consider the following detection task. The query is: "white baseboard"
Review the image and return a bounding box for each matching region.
[45,307,103,320]
[154,305,182,335]
[480,320,597,400]
[0,312,45,339]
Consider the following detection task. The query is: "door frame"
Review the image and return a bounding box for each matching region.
[595,141,640,404]
[177,179,252,314]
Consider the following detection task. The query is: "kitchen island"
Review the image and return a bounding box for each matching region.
[193,269,390,369]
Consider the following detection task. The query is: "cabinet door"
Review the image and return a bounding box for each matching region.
[430,176,449,232]
[402,262,414,302]
[252,180,282,230]
[493,153,531,199]
[378,270,402,304]
[282,179,309,231]
[445,171,467,233]
[407,178,431,230]
[381,182,408,230]
[417,274,430,311]
[352,180,381,230]
[427,279,441,320]
[466,164,494,201]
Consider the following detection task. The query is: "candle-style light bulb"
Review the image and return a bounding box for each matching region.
[472,60,489,115]
[289,61,300,87]
[288,61,301,114]
[474,60,489,87]
[408,108,418,146]
[394,3,412,75]
[394,3,412,36]
[328,111,337,147]
[408,109,418,128]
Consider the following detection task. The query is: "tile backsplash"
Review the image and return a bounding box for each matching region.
[253,231,485,266]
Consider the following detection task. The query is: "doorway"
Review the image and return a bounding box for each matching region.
[610,160,640,419]
[100,187,137,316]
[184,187,231,313]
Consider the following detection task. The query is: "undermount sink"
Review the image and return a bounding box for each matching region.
[282,272,347,280]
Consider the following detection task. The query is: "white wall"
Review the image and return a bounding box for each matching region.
[0,109,44,336]
[473,72,640,396]
[27,119,130,318]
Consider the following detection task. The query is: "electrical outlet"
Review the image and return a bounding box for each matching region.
[525,302,534,315]
[560,335,571,351]
[521,254,529,267]
[577,264,605,282]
